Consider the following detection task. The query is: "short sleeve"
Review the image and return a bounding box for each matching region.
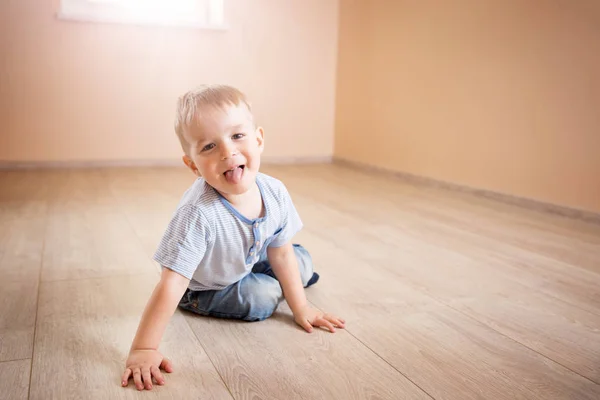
[268,185,303,248]
[152,204,211,279]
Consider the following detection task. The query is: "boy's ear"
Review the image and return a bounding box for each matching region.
[256,127,265,152]
[182,155,201,177]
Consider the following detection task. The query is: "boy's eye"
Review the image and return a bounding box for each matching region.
[202,143,215,152]
[232,133,245,140]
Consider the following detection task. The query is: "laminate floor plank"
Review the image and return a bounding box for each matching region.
[41,170,155,282]
[296,231,600,400]
[1,165,597,400]
[184,303,431,400]
[0,359,31,400]
[29,274,232,400]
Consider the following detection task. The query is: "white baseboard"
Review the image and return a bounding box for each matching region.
[333,157,600,225]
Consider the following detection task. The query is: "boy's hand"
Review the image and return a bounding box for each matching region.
[121,349,173,390]
[294,305,345,333]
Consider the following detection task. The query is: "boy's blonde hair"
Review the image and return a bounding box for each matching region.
[175,84,252,155]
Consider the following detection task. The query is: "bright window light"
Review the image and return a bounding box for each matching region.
[58,0,226,29]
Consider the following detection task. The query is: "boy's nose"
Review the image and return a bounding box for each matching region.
[220,142,239,160]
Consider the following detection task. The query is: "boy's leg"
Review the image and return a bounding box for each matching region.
[178,244,318,322]
[252,243,318,287]
[178,273,283,322]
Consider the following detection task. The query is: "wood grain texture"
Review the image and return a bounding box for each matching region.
[276,166,600,314]
[0,359,31,400]
[269,167,599,290]
[2,165,599,399]
[184,302,430,400]
[0,198,46,362]
[0,202,46,282]
[41,170,156,281]
[29,273,232,400]
[0,280,38,362]
[269,165,600,384]
[448,291,600,382]
[296,231,600,400]
[104,168,193,258]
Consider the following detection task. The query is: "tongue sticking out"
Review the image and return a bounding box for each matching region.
[224,166,244,184]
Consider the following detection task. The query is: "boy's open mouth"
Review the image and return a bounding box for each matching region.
[223,165,245,184]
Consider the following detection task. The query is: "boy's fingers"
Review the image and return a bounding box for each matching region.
[133,369,143,391]
[317,317,336,333]
[160,358,174,373]
[121,368,132,386]
[329,316,346,328]
[151,365,165,385]
[300,318,314,333]
[142,368,153,390]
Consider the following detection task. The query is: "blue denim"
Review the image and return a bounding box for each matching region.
[178,244,314,321]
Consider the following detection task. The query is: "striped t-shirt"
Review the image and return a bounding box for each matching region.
[153,173,303,291]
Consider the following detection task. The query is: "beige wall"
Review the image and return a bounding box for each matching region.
[335,0,600,214]
[0,0,339,163]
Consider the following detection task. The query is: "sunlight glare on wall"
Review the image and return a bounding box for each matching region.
[58,0,226,29]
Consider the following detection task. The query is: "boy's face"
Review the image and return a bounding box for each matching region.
[182,103,264,196]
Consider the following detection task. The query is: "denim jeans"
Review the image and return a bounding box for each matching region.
[178,244,314,321]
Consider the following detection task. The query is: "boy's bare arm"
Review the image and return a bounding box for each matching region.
[267,243,345,333]
[121,267,190,391]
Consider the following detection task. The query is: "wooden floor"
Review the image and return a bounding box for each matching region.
[1,164,599,400]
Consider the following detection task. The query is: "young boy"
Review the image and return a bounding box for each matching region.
[121,84,345,391]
